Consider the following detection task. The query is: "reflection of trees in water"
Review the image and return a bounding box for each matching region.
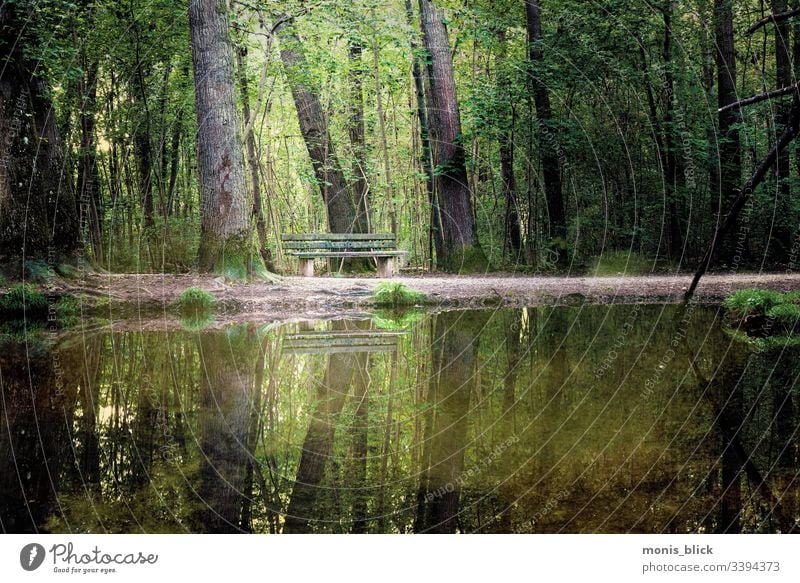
[195,325,258,533]
[702,344,800,533]
[414,311,488,533]
[0,338,80,532]
[2,306,799,533]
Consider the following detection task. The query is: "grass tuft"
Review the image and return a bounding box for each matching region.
[173,287,216,313]
[723,289,786,318]
[371,282,426,307]
[0,283,48,315]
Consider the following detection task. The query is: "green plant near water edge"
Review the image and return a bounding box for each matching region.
[0,283,48,314]
[371,283,426,307]
[173,287,216,313]
[723,289,787,318]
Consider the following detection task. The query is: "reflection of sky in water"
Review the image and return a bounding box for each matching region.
[1,305,798,533]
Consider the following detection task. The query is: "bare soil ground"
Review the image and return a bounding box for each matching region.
[52,271,800,325]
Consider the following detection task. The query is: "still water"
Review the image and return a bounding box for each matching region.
[1,304,798,533]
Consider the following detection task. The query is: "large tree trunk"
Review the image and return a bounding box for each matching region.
[713,0,741,265]
[237,47,273,269]
[525,0,567,263]
[497,29,523,262]
[278,28,366,236]
[189,0,261,280]
[418,0,488,272]
[348,38,371,231]
[0,4,80,272]
[661,3,685,260]
[404,0,441,265]
[772,0,794,263]
[77,58,103,266]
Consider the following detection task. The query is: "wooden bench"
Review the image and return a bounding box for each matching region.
[281,233,406,277]
[282,329,404,355]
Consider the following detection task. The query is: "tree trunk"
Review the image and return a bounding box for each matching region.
[418,0,488,272]
[497,29,523,262]
[661,3,685,260]
[77,57,104,265]
[525,0,567,263]
[237,47,273,269]
[714,0,741,265]
[0,4,80,272]
[348,38,371,232]
[189,0,262,279]
[404,0,441,266]
[772,0,793,263]
[278,28,366,236]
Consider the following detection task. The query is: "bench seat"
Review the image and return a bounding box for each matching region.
[281,233,406,277]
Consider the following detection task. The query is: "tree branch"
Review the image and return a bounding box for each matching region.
[744,7,800,36]
[684,100,800,302]
[718,81,800,113]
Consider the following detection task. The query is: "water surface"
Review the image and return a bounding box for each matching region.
[1,304,798,533]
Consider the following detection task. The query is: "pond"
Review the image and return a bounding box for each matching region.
[1,304,798,533]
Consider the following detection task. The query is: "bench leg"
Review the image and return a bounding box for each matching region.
[299,258,315,277]
[377,257,394,278]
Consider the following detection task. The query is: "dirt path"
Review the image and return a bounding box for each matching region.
[55,271,800,324]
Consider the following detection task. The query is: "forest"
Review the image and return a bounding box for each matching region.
[3,0,800,540]
[2,0,799,280]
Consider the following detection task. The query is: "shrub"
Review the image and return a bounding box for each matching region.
[0,283,48,315]
[371,282,426,307]
[723,289,785,318]
[173,287,216,313]
[766,303,800,329]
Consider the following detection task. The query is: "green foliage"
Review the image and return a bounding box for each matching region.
[371,283,427,307]
[722,289,786,318]
[0,283,48,315]
[765,303,800,328]
[173,287,215,313]
[724,289,800,338]
[589,251,655,276]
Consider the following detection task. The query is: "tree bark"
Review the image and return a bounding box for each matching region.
[278,28,366,236]
[497,29,523,261]
[189,0,261,279]
[713,0,742,265]
[348,38,371,232]
[661,2,685,260]
[77,57,104,265]
[237,47,273,269]
[772,0,794,262]
[525,0,567,262]
[0,4,81,272]
[404,0,441,265]
[418,0,488,272]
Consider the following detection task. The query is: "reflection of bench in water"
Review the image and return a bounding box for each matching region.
[282,330,405,355]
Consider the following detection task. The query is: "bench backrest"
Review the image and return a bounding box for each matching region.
[281,233,397,251]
